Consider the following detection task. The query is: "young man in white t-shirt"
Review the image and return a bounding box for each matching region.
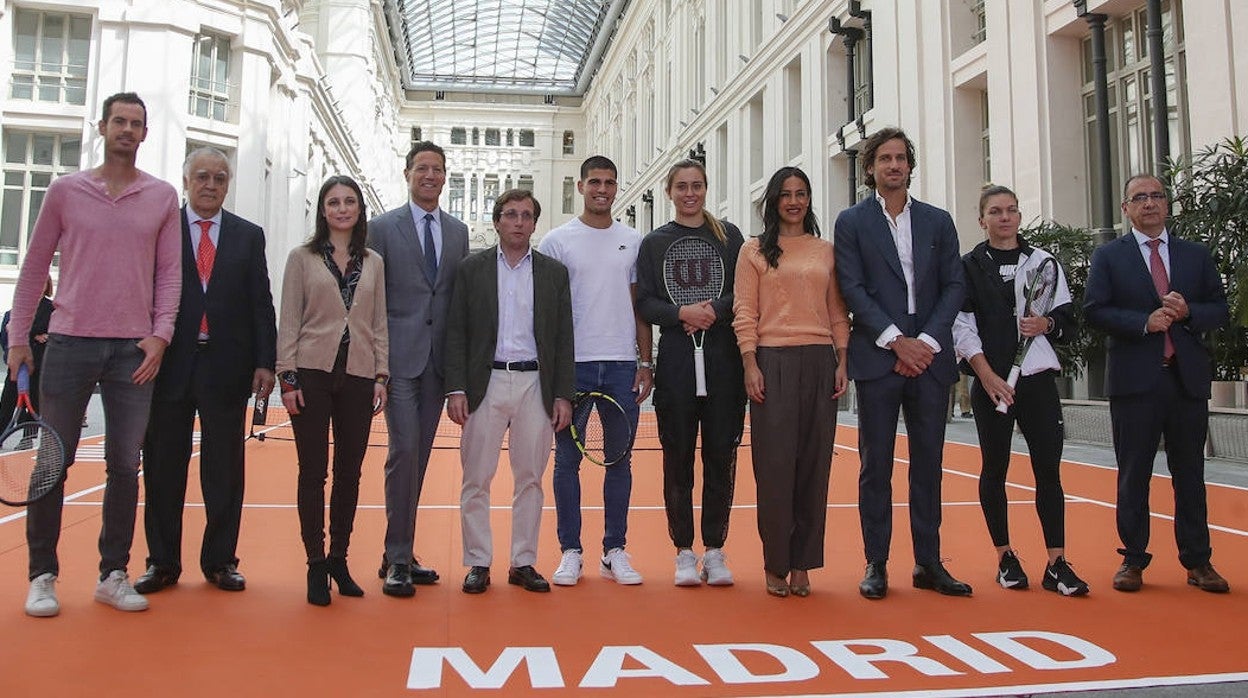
[538,155,653,586]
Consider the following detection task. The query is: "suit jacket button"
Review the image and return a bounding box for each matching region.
[426,319,433,325]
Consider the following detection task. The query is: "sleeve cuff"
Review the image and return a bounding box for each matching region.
[876,325,902,349]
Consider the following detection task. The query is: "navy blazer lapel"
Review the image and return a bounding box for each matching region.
[864,200,906,282]
[909,202,933,288]
[1120,234,1163,303]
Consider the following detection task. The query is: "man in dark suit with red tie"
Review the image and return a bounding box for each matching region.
[136,147,277,593]
[1085,173,1230,594]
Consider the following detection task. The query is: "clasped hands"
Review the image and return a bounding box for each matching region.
[678,301,716,335]
[891,336,934,378]
[1147,291,1188,333]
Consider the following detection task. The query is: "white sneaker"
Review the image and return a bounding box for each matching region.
[701,548,735,586]
[25,573,59,617]
[600,547,643,585]
[94,570,149,612]
[674,549,701,586]
[552,550,583,586]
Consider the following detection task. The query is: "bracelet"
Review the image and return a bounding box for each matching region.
[375,375,390,386]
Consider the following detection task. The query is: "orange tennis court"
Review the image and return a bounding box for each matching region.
[2,407,1246,697]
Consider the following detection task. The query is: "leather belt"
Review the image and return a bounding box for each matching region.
[196,339,210,350]
[1161,355,1175,368]
[492,360,539,372]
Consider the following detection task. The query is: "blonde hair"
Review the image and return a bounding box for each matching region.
[664,158,726,244]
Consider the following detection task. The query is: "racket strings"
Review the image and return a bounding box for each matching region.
[0,425,66,505]
[663,238,726,307]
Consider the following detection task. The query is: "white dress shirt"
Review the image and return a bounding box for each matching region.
[872,191,940,353]
[494,247,538,363]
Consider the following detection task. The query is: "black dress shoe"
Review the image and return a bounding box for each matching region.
[383,563,415,597]
[508,565,551,592]
[411,561,440,585]
[378,556,440,584]
[859,561,888,599]
[462,566,490,594]
[206,564,246,591]
[134,565,180,595]
[913,562,973,596]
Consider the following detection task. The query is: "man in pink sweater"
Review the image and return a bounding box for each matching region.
[8,92,182,618]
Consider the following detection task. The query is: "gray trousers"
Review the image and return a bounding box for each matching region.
[28,335,153,580]
[749,345,838,577]
[382,369,445,566]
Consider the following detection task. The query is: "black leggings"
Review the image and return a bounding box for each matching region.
[656,391,745,550]
[971,371,1066,550]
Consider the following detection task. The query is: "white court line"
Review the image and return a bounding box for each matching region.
[6,427,1247,538]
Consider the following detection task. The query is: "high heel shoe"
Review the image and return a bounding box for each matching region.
[307,560,331,606]
[765,572,789,598]
[789,570,811,597]
[327,556,364,597]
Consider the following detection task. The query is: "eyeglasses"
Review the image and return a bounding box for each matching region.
[500,210,534,221]
[1126,192,1167,204]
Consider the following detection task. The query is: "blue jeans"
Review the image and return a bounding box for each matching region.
[28,335,154,579]
[553,361,639,554]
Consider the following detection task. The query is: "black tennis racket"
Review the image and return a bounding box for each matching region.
[0,365,67,506]
[248,394,269,442]
[568,391,632,467]
[662,236,725,396]
[996,257,1059,414]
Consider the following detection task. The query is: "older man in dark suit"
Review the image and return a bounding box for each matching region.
[137,146,276,594]
[367,141,470,596]
[444,189,574,594]
[1085,173,1230,594]
[834,127,970,599]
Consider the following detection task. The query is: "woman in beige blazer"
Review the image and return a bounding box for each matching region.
[278,175,389,606]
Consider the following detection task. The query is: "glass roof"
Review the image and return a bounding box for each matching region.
[384,0,628,95]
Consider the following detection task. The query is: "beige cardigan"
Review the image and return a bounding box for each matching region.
[277,245,389,380]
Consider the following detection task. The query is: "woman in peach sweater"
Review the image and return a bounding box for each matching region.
[732,166,850,597]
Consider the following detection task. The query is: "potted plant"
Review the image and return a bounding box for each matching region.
[1166,136,1248,405]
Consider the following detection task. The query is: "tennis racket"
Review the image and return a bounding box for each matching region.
[568,391,632,467]
[248,394,269,442]
[0,365,67,506]
[996,256,1059,413]
[662,236,725,396]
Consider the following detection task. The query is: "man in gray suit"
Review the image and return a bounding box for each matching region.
[366,141,470,597]
[444,189,574,595]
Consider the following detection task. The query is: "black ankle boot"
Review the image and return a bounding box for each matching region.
[307,560,330,606]
[327,556,364,597]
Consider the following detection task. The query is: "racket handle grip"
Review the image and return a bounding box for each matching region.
[17,364,30,393]
[994,366,1022,414]
[693,348,707,397]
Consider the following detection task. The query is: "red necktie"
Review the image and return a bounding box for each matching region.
[1146,238,1174,360]
[196,219,216,337]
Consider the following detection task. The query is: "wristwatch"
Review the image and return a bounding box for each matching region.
[375,374,390,386]
[638,361,653,370]
[279,370,300,392]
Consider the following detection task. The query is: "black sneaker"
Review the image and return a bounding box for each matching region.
[997,550,1029,590]
[1042,557,1090,596]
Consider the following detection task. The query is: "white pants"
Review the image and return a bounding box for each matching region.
[460,369,554,567]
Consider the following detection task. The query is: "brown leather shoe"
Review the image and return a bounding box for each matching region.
[1187,564,1230,593]
[1112,564,1143,592]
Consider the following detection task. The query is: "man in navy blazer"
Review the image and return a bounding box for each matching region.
[138,147,276,594]
[834,127,970,599]
[367,141,470,597]
[1085,173,1230,594]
